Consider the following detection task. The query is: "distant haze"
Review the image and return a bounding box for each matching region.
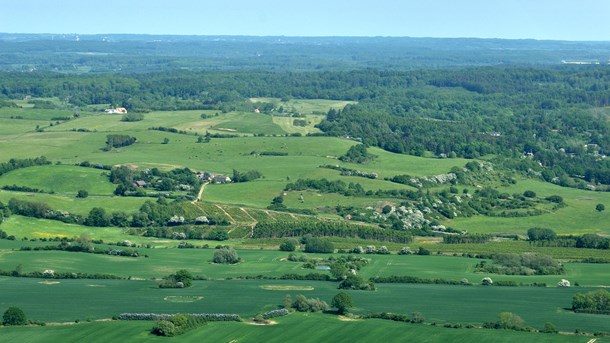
[0,0,609,41]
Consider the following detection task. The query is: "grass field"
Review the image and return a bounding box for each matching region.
[0,313,604,343]
[445,179,610,235]
[0,191,151,216]
[0,238,608,287]
[0,165,115,196]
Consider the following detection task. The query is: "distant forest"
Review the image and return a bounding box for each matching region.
[1,34,610,72]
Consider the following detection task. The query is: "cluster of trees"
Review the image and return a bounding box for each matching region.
[319,164,378,179]
[339,144,376,164]
[231,169,263,183]
[476,253,564,275]
[158,269,193,288]
[151,314,208,337]
[572,289,610,314]
[0,157,51,179]
[528,228,610,249]
[253,220,413,243]
[211,247,240,264]
[285,178,366,197]
[287,294,329,312]
[303,236,335,253]
[121,113,144,122]
[443,234,491,244]
[105,134,137,149]
[7,198,82,224]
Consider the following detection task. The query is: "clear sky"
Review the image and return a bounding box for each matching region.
[1,0,609,41]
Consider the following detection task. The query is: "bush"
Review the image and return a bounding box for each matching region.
[417,246,431,255]
[212,247,240,264]
[523,190,536,198]
[2,306,27,326]
[262,309,289,319]
[151,320,177,336]
[279,239,298,251]
[481,277,493,285]
[207,229,229,241]
[292,295,329,312]
[76,190,89,198]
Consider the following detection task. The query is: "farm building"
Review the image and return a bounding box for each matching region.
[105,107,128,114]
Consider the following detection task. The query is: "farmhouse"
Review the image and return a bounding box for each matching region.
[105,107,128,114]
[214,175,232,184]
[199,171,232,184]
[133,180,147,188]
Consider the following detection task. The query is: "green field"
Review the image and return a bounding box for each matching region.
[446,179,610,235]
[0,313,603,343]
[0,165,116,195]
[0,277,608,333]
[0,192,151,216]
[2,101,610,340]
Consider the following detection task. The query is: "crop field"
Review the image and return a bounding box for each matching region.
[0,277,608,333]
[0,313,603,343]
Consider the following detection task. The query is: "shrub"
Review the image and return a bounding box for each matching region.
[417,246,431,255]
[151,320,177,336]
[398,247,413,255]
[293,295,329,312]
[212,247,240,264]
[262,309,289,319]
[207,229,229,241]
[523,190,536,198]
[279,239,298,251]
[481,277,493,286]
[558,279,571,287]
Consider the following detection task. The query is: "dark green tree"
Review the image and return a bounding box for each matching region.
[2,306,27,326]
[596,203,605,212]
[331,291,353,315]
[85,207,110,227]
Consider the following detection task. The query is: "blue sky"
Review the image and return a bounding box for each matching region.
[1,0,609,41]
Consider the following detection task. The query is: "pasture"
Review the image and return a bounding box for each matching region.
[446,179,610,235]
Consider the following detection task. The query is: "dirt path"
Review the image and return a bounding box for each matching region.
[240,207,257,222]
[216,205,235,223]
[192,181,209,203]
